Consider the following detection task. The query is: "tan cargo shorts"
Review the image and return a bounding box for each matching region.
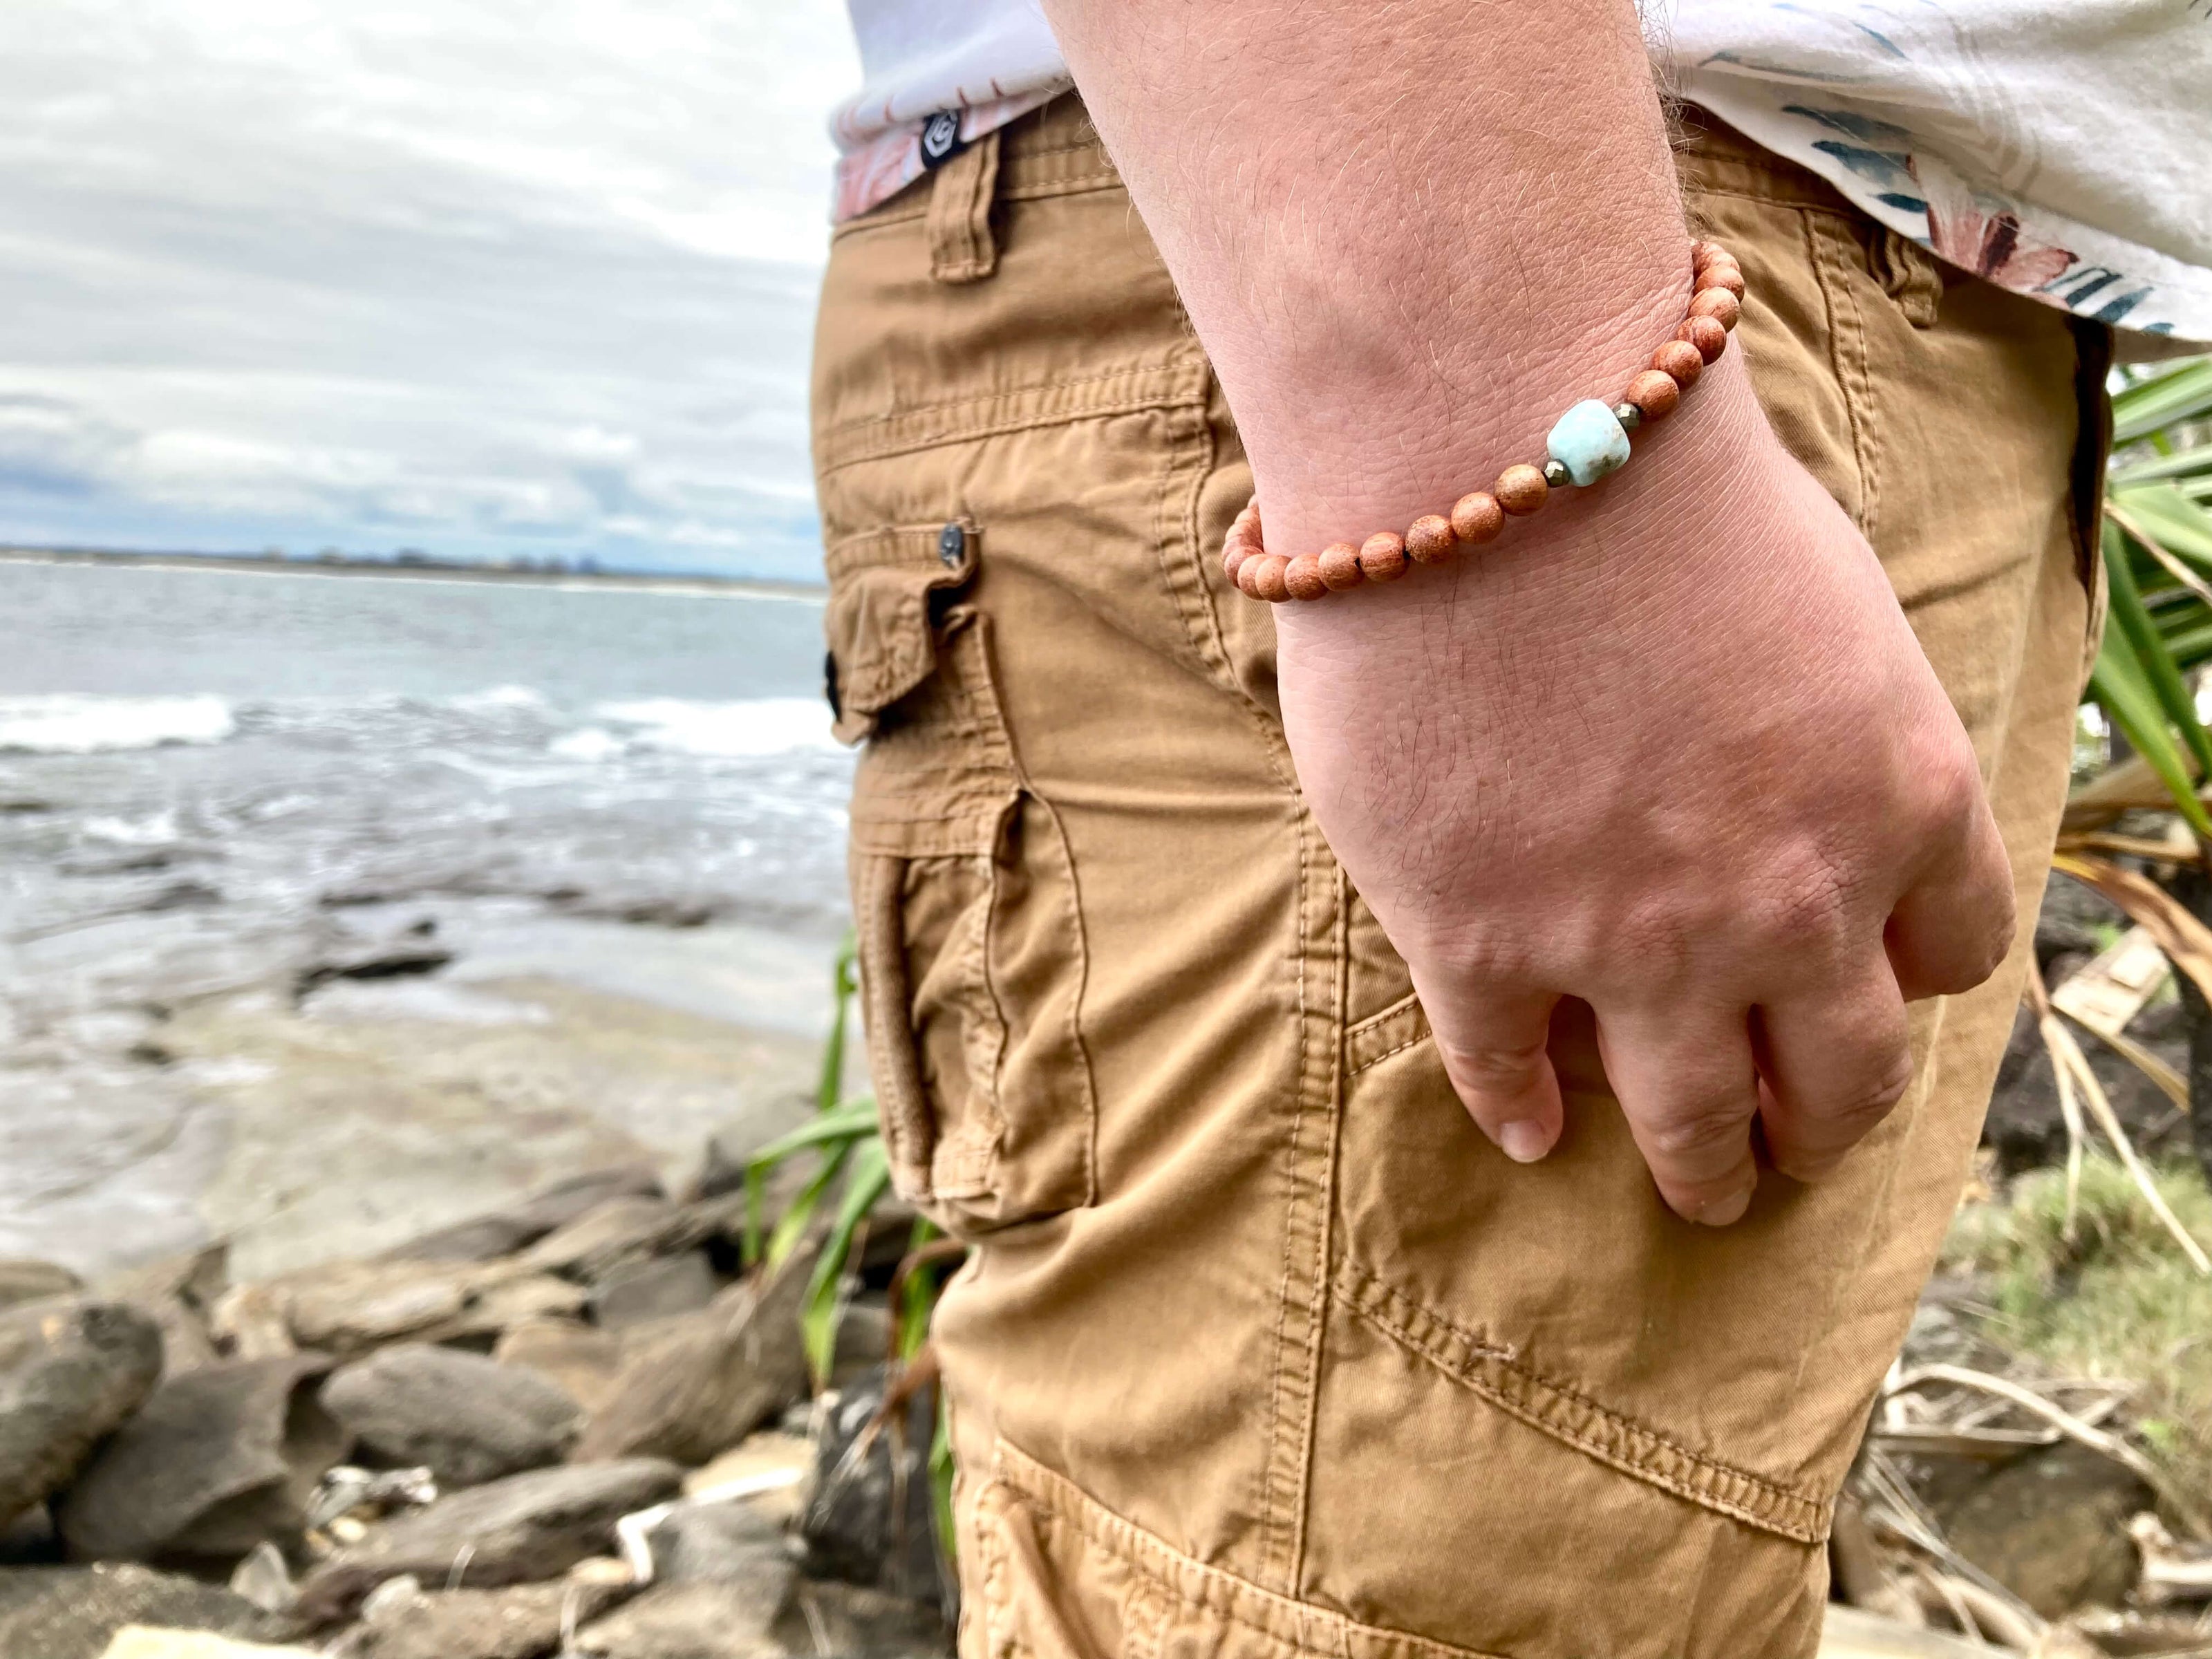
[811,96,2106,1659]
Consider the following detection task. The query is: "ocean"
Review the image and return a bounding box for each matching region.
[0,556,856,1276]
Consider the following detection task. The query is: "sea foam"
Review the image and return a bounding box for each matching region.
[586,697,838,759]
[0,694,234,754]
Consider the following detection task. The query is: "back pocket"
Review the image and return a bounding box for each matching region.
[830,523,1098,1235]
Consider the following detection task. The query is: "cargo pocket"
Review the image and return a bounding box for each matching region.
[828,522,1098,1235]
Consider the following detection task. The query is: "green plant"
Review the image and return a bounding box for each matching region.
[740,939,948,1383]
[2084,354,2212,832]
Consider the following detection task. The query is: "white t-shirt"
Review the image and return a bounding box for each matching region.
[831,0,2212,341]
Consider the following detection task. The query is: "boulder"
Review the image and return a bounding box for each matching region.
[782,1581,952,1659]
[1937,1441,2152,1617]
[522,1197,681,1277]
[590,1252,719,1330]
[494,1319,626,1415]
[227,1541,295,1615]
[693,1098,817,1201]
[646,1499,794,1591]
[322,1343,582,1488]
[0,1259,84,1311]
[294,1458,682,1624]
[0,1298,165,1530]
[237,1259,585,1358]
[798,1366,948,1607]
[384,1166,665,1265]
[574,1582,788,1659]
[575,1255,812,1467]
[0,1564,285,1659]
[325,1577,632,1659]
[106,1246,229,1376]
[58,1353,347,1564]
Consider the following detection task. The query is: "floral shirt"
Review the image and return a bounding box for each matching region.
[833,0,2212,341]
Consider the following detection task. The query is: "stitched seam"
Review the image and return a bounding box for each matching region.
[1810,212,1882,540]
[1339,1265,1830,1544]
[826,363,1195,438]
[1257,822,1311,1587]
[1001,174,1123,202]
[818,365,1208,474]
[1682,183,1864,221]
[1348,1031,1427,1076]
[991,1445,1515,1659]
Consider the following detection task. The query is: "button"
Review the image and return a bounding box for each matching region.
[937,523,966,568]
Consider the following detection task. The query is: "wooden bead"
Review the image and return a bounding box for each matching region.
[1450,491,1505,545]
[1221,544,1248,579]
[1248,553,1292,603]
[1676,315,1728,364]
[1696,264,1746,301]
[1494,465,1549,516]
[1318,541,1366,590]
[1688,288,1742,330]
[1222,524,1259,578]
[1625,369,1681,422]
[1283,554,1329,601]
[1692,240,1734,274]
[1651,339,1704,388]
[1358,532,1409,583]
[1406,514,1456,565]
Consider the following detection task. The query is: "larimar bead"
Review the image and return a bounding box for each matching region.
[1544,399,1633,487]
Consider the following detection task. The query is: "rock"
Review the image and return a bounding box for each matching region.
[782,1581,951,1659]
[0,1259,84,1311]
[0,1298,165,1531]
[1,1501,61,1564]
[305,1465,438,1534]
[209,1286,296,1361]
[798,1366,948,1606]
[522,1197,680,1277]
[227,1541,294,1615]
[239,1259,584,1358]
[831,1302,894,1385]
[58,1353,347,1564]
[325,1578,631,1659]
[575,1254,813,1467]
[494,1319,626,1415]
[97,1631,318,1659]
[297,940,454,993]
[323,1344,582,1488]
[384,1166,665,1266]
[107,1247,228,1375]
[590,1253,718,1330]
[0,1564,285,1659]
[646,1499,793,1591]
[1937,1441,2152,1616]
[574,1580,789,1659]
[294,1458,682,1624]
[693,1098,816,1201]
[682,1431,812,1526]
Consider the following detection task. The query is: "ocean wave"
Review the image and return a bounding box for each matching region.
[0,694,234,754]
[583,697,838,759]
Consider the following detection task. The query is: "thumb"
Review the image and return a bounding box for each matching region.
[1418,978,1565,1164]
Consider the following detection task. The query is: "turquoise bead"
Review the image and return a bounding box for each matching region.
[1545,399,1632,487]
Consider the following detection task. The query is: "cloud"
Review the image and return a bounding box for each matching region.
[0,0,860,578]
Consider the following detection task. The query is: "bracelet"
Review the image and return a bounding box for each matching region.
[1222,239,1745,603]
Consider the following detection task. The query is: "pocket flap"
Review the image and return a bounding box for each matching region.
[825,521,978,743]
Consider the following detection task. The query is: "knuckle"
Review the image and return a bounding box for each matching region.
[1821,1058,1915,1135]
[1640,1094,1754,1162]
[1438,1035,1549,1090]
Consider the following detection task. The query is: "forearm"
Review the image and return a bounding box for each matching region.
[1038,0,1707,562]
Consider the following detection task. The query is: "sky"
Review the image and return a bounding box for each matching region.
[0,1,862,580]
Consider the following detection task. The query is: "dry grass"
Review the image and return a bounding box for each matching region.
[1939,1154,2212,1494]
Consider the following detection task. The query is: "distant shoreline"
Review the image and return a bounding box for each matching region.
[0,543,826,603]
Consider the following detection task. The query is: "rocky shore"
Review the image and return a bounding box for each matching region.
[0,1148,950,1659]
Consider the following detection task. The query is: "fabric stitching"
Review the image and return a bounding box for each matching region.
[1338,1264,1830,1544]
[818,364,1209,475]
[1808,212,1883,540]
[988,1447,1517,1659]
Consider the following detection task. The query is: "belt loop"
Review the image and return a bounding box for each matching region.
[927,126,1002,284]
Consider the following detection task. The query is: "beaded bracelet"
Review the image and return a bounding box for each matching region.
[1223,240,1746,603]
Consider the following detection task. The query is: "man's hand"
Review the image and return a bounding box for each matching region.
[1041,0,2016,1219]
[1276,364,2012,1224]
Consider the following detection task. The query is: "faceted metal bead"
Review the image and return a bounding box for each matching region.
[1542,458,1571,489]
[1612,401,1643,431]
